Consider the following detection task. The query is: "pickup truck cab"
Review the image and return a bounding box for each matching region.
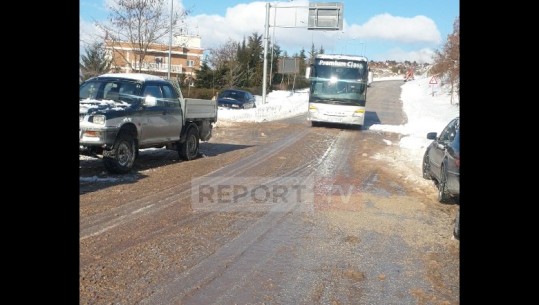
[79,73,217,174]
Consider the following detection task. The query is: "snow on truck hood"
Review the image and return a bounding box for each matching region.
[80,98,131,115]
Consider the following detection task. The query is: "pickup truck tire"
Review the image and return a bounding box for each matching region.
[103,133,136,174]
[179,127,199,161]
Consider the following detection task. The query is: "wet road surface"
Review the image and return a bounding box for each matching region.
[80,80,459,304]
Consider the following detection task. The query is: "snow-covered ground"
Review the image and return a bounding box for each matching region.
[215,89,310,125]
[82,73,460,186]
[218,74,459,149]
[216,73,460,187]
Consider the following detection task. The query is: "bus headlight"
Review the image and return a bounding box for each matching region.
[309,105,318,112]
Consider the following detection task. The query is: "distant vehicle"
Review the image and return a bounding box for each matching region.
[305,54,369,128]
[422,117,460,203]
[404,67,414,82]
[217,89,256,109]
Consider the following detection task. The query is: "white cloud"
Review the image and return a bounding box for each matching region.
[81,1,444,61]
[380,47,436,64]
[186,1,268,49]
[185,2,442,58]
[185,0,348,55]
[346,13,441,44]
[80,19,104,57]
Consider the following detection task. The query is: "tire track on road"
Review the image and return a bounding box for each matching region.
[138,131,348,305]
[80,128,311,240]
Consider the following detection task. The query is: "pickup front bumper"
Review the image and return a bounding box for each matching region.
[79,125,120,151]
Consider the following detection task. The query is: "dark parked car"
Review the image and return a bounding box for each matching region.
[217,89,256,109]
[422,117,460,203]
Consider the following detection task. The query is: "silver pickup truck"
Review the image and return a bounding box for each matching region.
[79,73,217,174]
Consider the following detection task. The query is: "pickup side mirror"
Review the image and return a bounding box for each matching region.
[426,132,437,140]
[144,95,157,107]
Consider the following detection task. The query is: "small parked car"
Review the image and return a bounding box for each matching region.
[217,89,256,109]
[422,117,460,203]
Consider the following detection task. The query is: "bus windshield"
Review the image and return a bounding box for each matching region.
[310,80,367,105]
[309,59,368,105]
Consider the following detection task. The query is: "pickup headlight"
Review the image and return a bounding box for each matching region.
[91,115,106,125]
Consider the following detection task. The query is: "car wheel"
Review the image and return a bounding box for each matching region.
[422,150,432,179]
[437,163,450,203]
[103,133,136,174]
[453,207,460,240]
[179,127,200,161]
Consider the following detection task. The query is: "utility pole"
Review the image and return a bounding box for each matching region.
[167,0,173,79]
[262,2,270,104]
[261,2,341,102]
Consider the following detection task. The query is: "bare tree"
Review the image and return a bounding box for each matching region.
[97,0,188,73]
[208,39,249,88]
[207,39,239,70]
[431,17,460,103]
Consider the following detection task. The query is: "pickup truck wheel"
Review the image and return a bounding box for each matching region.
[103,134,136,174]
[179,127,199,160]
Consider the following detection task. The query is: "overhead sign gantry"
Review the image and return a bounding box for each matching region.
[307,2,343,31]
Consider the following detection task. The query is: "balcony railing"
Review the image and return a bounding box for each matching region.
[130,62,183,73]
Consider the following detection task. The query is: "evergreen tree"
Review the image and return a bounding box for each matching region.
[247,32,264,87]
[194,61,214,89]
[80,42,112,80]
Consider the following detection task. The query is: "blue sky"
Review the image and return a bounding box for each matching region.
[80,0,459,63]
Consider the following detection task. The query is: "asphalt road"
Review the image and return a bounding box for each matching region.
[80,80,459,304]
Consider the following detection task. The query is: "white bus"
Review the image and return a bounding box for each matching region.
[306,54,369,128]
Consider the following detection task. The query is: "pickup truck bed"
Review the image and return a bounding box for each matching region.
[184,98,218,121]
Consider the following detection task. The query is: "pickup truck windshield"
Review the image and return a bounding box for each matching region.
[80,79,142,104]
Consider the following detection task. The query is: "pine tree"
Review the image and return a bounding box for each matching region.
[194,61,214,89]
[80,42,112,80]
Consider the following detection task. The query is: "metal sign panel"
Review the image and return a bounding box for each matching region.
[278,58,300,74]
[308,2,343,31]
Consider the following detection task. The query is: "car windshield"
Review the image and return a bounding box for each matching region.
[80,79,142,104]
[219,90,245,100]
